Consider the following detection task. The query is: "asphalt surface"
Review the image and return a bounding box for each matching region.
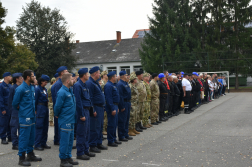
[0,93,252,167]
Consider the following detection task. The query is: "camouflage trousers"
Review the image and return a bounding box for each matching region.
[129,103,139,129]
[150,98,159,123]
[103,111,107,132]
[142,101,150,125]
[49,102,54,122]
[139,102,145,122]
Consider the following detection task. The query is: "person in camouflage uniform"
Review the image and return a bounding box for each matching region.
[142,73,152,128]
[149,73,160,124]
[128,73,140,136]
[48,77,56,126]
[135,71,147,131]
[100,71,108,135]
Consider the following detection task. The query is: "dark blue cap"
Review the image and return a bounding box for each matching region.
[54,73,59,78]
[34,72,36,77]
[72,73,75,77]
[2,72,11,78]
[12,73,22,78]
[107,71,116,77]
[89,66,100,74]
[78,68,88,75]
[119,71,126,76]
[41,74,50,81]
[56,66,67,73]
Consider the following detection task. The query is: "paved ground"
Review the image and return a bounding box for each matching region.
[0,93,252,167]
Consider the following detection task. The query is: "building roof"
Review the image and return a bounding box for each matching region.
[132,29,150,38]
[73,38,143,65]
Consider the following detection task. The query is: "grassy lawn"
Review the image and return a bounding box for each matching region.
[229,86,252,89]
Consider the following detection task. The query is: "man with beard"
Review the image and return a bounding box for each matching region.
[12,70,42,166]
[8,73,23,150]
[54,73,79,167]
[0,72,12,144]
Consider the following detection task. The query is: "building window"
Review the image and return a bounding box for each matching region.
[120,66,130,75]
[133,66,143,72]
[107,67,117,74]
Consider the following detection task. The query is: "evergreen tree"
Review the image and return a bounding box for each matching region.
[16,0,76,78]
[139,0,199,73]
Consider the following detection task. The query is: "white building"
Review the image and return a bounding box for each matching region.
[73,31,143,75]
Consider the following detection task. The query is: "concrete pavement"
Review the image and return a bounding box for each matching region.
[0,93,252,167]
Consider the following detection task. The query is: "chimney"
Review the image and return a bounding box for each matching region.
[116,31,121,43]
[76,40,80,43]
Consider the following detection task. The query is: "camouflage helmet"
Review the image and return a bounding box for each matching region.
[51,77,56,83]
[143,73,150,77]
[101,71,108,77]
[129,74,137,81]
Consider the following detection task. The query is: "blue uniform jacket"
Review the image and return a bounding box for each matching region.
[0,81,11,114]
[12,81,35,119]
[117,79,131,110]
[104,81,120,112]
[54,85,76,126]
[86,77,105,106]
[35,85,48,111]
[8,84,19,117]
[51,78,62,107]
[73,79,92,118]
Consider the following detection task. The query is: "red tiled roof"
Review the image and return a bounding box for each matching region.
[132,29,150,38]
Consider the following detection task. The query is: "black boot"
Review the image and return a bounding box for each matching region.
[60,159,73,167]
[139,122,147,130]
[26,151,42,161]
[19,152,31,166]
[135,123,142,132]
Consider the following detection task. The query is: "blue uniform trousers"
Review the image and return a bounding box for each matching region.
[35,105,49,147]
[76,109,90,156]
[59,123,74,159]
[89,105,104,147]
[18,117,35,156]
[118,102,130,139]
[54,116,60,144]
[10,116,19,146]
[107,105,118,144]
[0,114,11,140]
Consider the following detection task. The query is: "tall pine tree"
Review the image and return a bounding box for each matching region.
[139,0,199,73]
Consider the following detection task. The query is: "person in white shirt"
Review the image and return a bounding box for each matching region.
[208,77,214,101]
[182,73,192,114]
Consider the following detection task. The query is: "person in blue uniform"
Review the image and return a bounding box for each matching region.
[8,73,23,150]
[54,73,59,81]
[104,71,120,147]
[54,73,79,167]
[34,74,51,151]
[74,68,96,160]
[117,71,132,142]
[0,72,12,144]
[51,66,68,145]
[85,66,107,153]
[12,70,42,166]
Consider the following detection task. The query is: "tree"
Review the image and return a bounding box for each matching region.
[16,0,76,78]
[139,0,200,73]
[6,44,39,73]
[0,2,15,75]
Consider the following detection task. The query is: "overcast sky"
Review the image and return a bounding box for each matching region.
[1,0,154,42]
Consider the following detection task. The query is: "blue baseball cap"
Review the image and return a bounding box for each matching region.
[181,71,184,75]
[78,68,88,75]
[72,73,75,77]
[107,71,116,77]
[56,66,67,73]
[89,66,100,74]
[54,73,59,78]
[158,73,165,78]
[12,73,22,78]
[119,71,126,76]
[2,72,11,78]
[41,74,50,81]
